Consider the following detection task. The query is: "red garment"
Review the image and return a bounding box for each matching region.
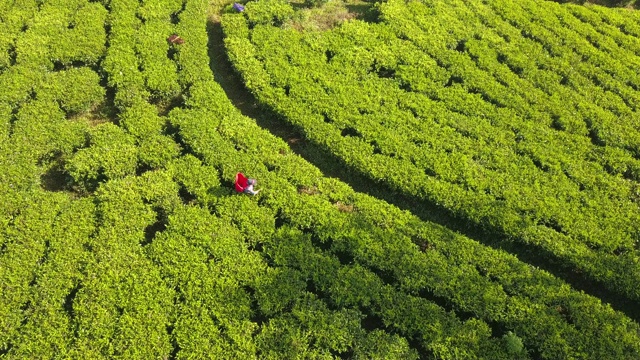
[235,172,249,192]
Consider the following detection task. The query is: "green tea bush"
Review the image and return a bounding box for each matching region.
[255,293,362,358]
[215,195,277,247]
[102,0,148,108]
[137,134,182,169]
[119,100,165,137]
[134,169,182,212]
[354,330,419,360]
[10,99,74,160]
[0,65,45,105]
[136,20,181,98]
[0,191,70,352]
[145,204,264,359]
[223,0,640,305]
[304,0,329,9]
[503,331,527,359]
[51,2,108,65]
[0,103,11,141]
[168,154,222,205]
[40,67,105,114]
[4,0,640,358]
[137,0,184,21]
[0,2,39,69]
[7,198,97,358]
[70,176,173,359]
[66,123,138,189]
[244,0,295,26]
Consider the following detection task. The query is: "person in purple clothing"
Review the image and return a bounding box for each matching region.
[232,3,245,12]
[243,178,261,195]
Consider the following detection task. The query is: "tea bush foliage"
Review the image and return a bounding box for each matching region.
[1,0,640,358]
[224,0,640,306]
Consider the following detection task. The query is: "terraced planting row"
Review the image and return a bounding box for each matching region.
[1,0,640,358]
[223,0,640,305]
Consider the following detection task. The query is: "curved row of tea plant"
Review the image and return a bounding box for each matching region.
[587,4,640,38]
[0,0,109,356]
[3,0,640,358]
[416,0,640,154]
[168,2,640,358]
[165,2,513,357]
[1,0,494,357]
[223,0,640,304]
[480,0,640,148]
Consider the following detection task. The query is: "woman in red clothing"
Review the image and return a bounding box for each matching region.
[235,173,261,195]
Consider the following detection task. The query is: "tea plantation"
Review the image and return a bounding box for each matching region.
[1,0,639,358]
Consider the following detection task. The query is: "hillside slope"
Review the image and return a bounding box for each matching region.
[224,0,640,308]
[1,0,640,358]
